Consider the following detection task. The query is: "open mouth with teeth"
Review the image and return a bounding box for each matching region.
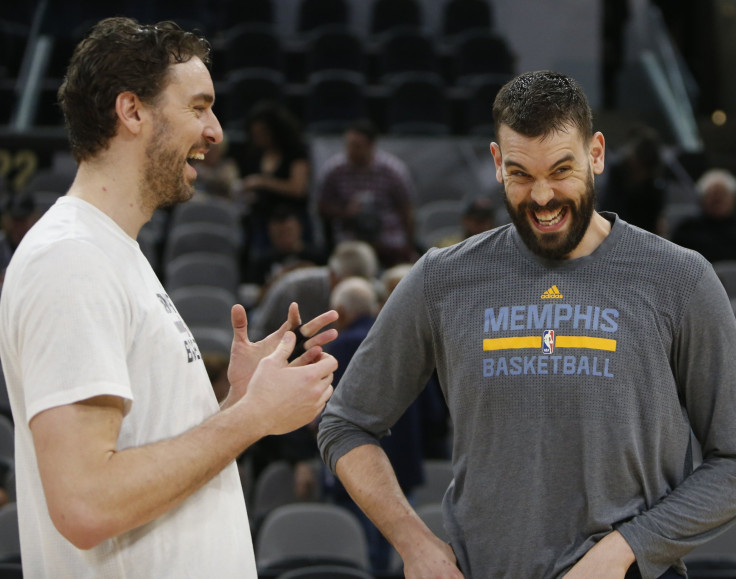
[529,205,569,231]
[185,152,205,180]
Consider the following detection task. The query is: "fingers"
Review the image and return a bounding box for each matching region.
[273,330,296,363]
[289,345,322,367]
[313,352,338,376]
[287,302,302,329]
[304,328,338,351]
[230,304,249,346]
[300,309,338,337]
[231,304,247,333]
[317,383,334,407]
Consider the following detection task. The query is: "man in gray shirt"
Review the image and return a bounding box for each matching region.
[318,70,736,578]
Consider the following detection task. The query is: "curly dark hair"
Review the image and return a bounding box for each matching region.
[493,70,593,143]
[58,17,211,163]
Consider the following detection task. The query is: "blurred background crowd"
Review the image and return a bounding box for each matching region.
[2,0,736,576]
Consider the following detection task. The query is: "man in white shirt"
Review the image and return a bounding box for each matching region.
[0,17,337,578]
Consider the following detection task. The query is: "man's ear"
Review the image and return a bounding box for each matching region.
[490,142,503,184]
[589,131,605,175]
[115,91,146,136]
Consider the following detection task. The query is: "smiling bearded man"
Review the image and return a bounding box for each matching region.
[317,69,736,579]
[503,165,596,260]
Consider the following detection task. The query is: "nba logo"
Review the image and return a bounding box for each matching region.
[542,330,555,354]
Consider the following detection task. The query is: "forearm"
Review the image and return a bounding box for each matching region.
[336,444,439,559]
[37,401,265,549]
[616,455,736,577]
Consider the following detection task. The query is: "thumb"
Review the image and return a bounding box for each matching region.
[231,304,248,340]
[273,330,296,362]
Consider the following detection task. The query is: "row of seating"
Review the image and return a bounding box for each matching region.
[217,69,504,136]
[31,29,511,135]
[209,25,513,84]
[38,0,498,45]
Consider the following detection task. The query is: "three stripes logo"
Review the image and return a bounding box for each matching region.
[541,285,563,299]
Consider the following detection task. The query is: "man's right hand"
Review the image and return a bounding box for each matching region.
[239,330,336,437]
[400,534,465,579]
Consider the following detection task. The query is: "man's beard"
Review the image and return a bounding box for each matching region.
[139,115,195,212]
[504,171,596,260]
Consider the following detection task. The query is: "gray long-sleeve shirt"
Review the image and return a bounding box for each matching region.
[318,214,736,578]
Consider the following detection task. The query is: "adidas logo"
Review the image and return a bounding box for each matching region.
[541,285,563,299]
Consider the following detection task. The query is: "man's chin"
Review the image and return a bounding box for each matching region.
[156,186,195,210]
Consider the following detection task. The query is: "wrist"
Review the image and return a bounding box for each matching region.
[602,530,636,569]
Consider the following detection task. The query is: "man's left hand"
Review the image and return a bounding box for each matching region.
[562,531,636,579]
[222,302,338,408]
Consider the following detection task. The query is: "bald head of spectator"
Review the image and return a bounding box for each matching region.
[697,169,736,221]
[330,277,379,331]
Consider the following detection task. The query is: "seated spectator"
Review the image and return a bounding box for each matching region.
[317,119,417,267]
[1,192,40,285]
[236,101,312,253]
[436,196,496,247]
[249,239,378,343]
[601,125,667,235]
[245,204,327,288]
[672,168,736,263]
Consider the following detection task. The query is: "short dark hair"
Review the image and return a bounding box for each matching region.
[58,17,211,163]
[492,70,593,143]
[346,119,379,142]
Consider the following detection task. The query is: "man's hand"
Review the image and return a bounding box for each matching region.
[562,531,635,579]
[223,302,338,408]
[400,533,464,579]
[238,331,336,437]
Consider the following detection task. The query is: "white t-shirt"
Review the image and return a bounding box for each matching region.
[0,197,256,578]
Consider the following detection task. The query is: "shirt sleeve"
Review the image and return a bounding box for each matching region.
[617,264,736,577]
[18,239,134,423]
[318,255,436,472]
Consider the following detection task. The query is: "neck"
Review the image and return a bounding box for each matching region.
[567,211,612,260]
[67,156,152,239]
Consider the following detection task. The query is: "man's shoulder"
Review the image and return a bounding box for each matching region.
[617,219,711,284]
[320,152,351,175]
[374,149,411,175]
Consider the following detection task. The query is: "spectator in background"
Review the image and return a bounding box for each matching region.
[317,119,417,268]
[602,125,667,235]
[0,192,40,285]
[672,168,736,263]
[245,204,327,288]
[249,240,378,341]
[321,276,425,574]
[436,196,496,248]
[237,101,312,253]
